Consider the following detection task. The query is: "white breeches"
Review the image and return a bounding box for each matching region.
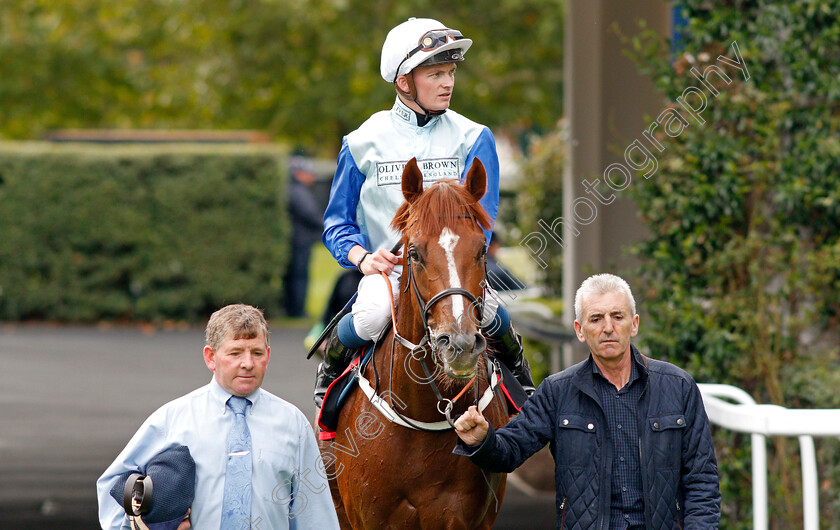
[351,266,501,342]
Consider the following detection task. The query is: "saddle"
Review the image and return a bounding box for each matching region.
[317,347,528,440]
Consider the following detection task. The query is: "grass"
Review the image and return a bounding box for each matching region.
[304,245,345,320]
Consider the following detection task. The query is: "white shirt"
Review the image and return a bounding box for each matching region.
[96,379,339,530]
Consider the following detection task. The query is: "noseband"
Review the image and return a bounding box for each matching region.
[404,245,485,336]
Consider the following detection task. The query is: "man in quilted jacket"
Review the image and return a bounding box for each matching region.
[453,273,720,528]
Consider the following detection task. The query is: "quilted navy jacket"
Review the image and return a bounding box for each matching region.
[454,346,720,529]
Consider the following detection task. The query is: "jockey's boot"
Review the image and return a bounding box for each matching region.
[487,324,536,397]
[313,325,355,408]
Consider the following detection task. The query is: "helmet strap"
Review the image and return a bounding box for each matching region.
[396,74,417,100]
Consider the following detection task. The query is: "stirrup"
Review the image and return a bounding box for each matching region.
[314,361,340,408]
[511,357,536,397]
[487,326,536,397]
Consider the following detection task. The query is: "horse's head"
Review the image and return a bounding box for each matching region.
[392,158,493,379]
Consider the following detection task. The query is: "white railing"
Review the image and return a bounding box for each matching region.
[698,384,840,530]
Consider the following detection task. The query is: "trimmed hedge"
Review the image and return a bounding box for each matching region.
[0,142,289,322]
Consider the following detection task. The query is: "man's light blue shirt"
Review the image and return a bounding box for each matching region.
[97,378,339,529]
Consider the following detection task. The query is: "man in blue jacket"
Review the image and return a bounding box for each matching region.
[315,17,534,407]
[454,273,720,529]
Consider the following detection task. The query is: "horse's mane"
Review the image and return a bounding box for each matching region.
[391,179,492,236]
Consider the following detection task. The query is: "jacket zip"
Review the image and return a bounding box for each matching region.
[559,496,567,529]
[639,436,645,527]
[676,498,683,529]
[638,372,648,529]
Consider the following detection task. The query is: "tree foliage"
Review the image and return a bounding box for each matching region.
[516,118,567,295]
[623,1,840,527]
[0,0,564,151]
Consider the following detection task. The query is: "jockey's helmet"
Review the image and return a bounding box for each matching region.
[380,18,472,101]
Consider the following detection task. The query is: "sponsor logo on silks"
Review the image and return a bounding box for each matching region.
[393,103,412,123]
[376,158,461,187]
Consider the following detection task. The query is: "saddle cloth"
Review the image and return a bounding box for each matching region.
[318,346,373,438]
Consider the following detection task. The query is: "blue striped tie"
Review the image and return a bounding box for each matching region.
[221,396,252,529]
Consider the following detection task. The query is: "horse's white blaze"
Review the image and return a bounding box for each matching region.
[438,227,463,321]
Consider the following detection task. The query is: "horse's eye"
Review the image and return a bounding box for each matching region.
[409,248,421,262]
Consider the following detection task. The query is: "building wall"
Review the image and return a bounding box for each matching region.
[562,0,671,364]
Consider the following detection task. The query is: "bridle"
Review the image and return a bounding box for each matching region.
[397,241,484,352]
[353,231,503,432]
[391,212,486,350]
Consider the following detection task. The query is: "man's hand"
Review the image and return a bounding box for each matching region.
[360,248,400,276]
[454,405,489,446]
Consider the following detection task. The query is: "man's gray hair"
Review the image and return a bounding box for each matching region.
[205,304,270,350]
[574,273,636,322]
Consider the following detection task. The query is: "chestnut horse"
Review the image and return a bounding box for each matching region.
[319,158,509,529]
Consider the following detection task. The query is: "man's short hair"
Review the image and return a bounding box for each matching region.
[205,304,269,350]
[574,274,637,322]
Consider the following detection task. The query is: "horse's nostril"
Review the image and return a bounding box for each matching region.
[435,334,451,351]
[436,332,484,365]
[474,333,487,353]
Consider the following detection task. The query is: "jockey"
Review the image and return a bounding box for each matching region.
[316,17,535,407]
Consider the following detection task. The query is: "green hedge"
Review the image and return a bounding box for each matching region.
[622,2,840,527]
[0,142,289,322]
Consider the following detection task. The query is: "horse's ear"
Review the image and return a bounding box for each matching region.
[464,158,486,202]
[402,157,424,204]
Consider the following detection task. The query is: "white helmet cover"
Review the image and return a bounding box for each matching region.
[380,18,473,83]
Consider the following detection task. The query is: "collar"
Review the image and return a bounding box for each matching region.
[591,354,640,390]
[576,344,649,386]
[391,96,443,127]
[630,344,649,375]
[208,377,262,416]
